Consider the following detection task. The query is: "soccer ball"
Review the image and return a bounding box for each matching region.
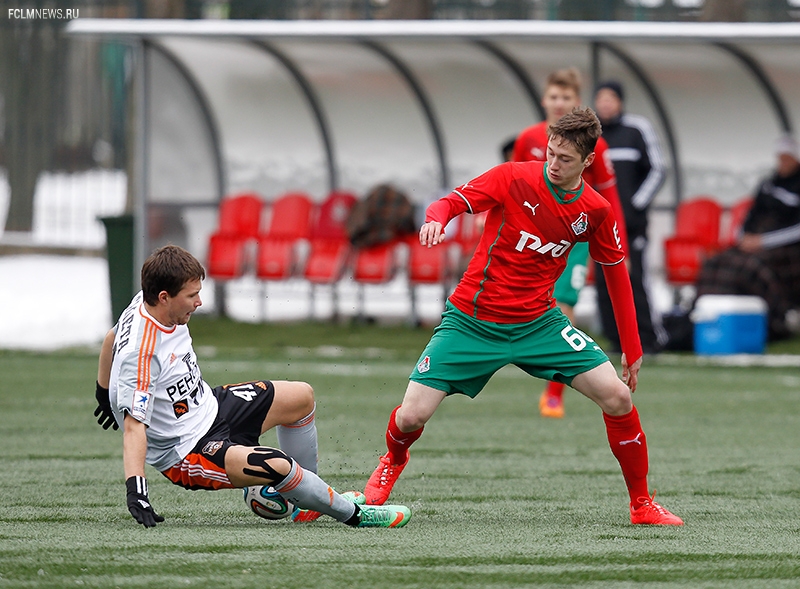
[243,485,294,520]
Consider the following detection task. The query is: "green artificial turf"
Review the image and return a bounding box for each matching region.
[1,320,799,588]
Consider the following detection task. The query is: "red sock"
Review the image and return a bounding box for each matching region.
[603,407,650,504]
[546,381,564,400]
[386,405,423,465]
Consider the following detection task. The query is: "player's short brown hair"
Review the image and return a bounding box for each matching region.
[141,245,205,305]
[547,107,602,160]
[545,67,582,95]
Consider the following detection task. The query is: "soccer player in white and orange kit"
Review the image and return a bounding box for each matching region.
[94,245,411,528]
[364,108,682,526]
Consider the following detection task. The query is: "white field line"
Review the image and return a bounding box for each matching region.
[200,360,532,379]
[201,353,800,383]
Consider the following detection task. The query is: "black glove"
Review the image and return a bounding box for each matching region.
[94,381,118,430]
[126,476,165,528]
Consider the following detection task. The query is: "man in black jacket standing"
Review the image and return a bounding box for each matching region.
[594,80,668,354]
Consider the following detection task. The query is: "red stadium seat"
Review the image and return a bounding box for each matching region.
[256,193,314,280]
[352,241,400,284]
[407,235,457,324]
[206,193,264,280]
[304,191,358,284]
[303,191,358,318]
[664,196,723,286]
[217,192,262,236]
[407,236,454,285]
[207,234,248,280]
[351,240,402,320]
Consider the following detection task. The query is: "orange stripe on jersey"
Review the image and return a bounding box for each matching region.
[136,321,157,391]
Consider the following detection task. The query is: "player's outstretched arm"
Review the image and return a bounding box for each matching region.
[123,415,164,527]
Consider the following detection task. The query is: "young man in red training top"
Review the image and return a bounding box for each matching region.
[364,107,682,526]
[513,67,629,419]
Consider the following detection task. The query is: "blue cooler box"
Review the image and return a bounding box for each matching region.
[691,295,768,355]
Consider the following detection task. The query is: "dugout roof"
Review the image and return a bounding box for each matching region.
[67,18,800,271]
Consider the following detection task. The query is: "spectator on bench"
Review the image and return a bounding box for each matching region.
[695,135,800,339]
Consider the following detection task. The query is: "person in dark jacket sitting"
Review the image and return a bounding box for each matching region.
[696,135,800,339]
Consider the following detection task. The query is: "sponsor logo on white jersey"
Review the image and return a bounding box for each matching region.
[515,231,572,257]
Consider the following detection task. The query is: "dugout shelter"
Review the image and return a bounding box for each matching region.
[66,18,800,302]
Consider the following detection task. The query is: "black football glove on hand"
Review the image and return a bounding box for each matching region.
[126,476,165,528]
[94,381,118,430]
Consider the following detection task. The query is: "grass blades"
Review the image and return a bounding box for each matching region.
[1,322,799,588]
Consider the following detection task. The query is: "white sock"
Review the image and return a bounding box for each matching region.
[272,460,356,522]
[276,404,319,474]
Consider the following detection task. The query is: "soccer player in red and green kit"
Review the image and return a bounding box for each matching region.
[364,107,682,525]
[514,67,629,419]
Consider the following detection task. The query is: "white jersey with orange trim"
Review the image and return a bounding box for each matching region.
[109,291,218,471]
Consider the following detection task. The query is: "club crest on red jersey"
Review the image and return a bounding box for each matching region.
[571,212,589,235]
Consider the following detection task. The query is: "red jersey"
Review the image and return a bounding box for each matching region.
[427,161,642,363]
[512,122,628,252]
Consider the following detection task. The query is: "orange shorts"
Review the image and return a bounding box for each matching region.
[161,439,234,490]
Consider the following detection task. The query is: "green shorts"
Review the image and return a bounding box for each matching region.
[410,301,608,398]
[552,241,590,307]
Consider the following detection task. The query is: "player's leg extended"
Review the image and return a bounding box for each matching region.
[365,300,507,505]
[225,445,357,524]
[263,380,319,474]
[571,364,682,525]
[364,382,446,505]
[228,446,411,528]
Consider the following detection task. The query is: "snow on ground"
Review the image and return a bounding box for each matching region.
[0,254,457,351]
[0,255,113,350]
